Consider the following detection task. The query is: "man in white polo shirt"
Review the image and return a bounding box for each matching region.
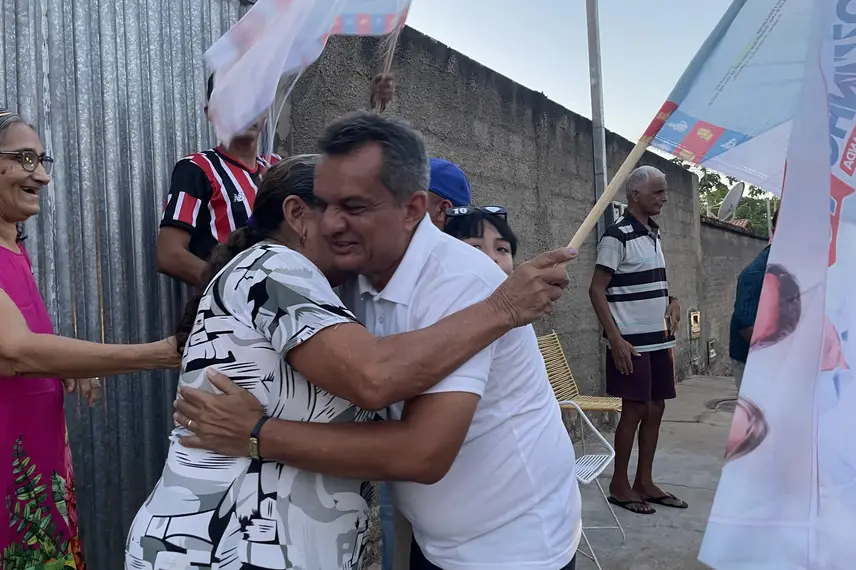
[312,112,581,570]
[174,112,582,570]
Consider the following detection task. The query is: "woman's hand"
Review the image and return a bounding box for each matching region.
[173,369,264,457]
[156,336,182,369]
[63,378,102,405]
[78,378,102,407]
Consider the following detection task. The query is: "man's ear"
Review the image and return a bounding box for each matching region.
[436,198,452,227]
[404,190,429,231]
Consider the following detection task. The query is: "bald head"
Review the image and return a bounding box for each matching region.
[625,165,668,218]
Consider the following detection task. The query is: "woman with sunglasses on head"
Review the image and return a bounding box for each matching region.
[444,206,519,275]
[0,110,179,569]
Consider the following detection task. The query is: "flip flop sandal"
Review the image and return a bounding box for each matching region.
[644,493,688,509]
[608,496,656,515]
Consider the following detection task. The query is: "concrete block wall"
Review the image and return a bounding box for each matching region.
[287,27,701,393]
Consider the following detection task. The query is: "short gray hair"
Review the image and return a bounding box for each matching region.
[317,111,430,203]
[625,165,666,199]
[0,109,25,145]
[1,109,31,243]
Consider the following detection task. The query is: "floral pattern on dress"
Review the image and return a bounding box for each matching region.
[3,431,83,570]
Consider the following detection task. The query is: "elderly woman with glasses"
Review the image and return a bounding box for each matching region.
[0,110,179,568]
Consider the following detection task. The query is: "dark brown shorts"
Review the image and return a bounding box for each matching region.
[605,347,676,402]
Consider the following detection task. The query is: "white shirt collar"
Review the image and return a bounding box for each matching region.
[356,214,440,305]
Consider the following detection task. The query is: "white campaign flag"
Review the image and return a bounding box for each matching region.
[699,0,856,567]
[205,0,411,145]
[645,0,815,196]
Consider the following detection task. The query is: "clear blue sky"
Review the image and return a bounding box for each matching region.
[407,0,732,141]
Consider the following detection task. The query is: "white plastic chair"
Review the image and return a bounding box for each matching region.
[559,400,625,570]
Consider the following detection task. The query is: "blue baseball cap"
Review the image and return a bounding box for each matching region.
[429,158,471,207]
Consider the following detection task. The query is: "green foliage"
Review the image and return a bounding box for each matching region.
[672,159,779,237]
[2,436,73,570]
[51,472,68,527]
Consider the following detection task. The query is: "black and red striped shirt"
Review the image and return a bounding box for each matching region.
[160,147,281,261]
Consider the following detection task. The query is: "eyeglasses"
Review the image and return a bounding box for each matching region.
[0,150,54,174]
[445,206,507,220]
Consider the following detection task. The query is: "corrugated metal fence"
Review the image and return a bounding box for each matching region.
[1,0,247,566]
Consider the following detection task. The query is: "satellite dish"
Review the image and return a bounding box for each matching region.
[717,182,744,220]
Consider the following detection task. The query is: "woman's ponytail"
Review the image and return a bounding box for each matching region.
[174,227,265,353]
[173,154,321,354]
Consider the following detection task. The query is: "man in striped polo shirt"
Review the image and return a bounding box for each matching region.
[156,73,396,286]
[589,165,686,515]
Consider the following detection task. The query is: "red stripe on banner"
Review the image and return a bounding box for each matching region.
[643,101,679,139]
[191,155,232,242]
[356,14,372,35]
[829,174,855,266]
[676,121,726,159]
[385,14,398,33]
[330,16,343,34]
[176,193,200,226]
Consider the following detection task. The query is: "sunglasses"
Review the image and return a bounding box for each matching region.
[445,206,507,220]
[0,150,54,175]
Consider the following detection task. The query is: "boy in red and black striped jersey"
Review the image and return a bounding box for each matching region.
[156,73,396,286]
[156,74,279,286]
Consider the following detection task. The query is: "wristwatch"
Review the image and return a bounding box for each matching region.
[249,415,271,461]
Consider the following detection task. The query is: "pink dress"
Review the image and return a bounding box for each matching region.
[0,244,84,570]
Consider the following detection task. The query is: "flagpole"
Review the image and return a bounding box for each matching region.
[586,0,609,238]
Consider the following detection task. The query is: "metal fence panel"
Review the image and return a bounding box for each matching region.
[1,0,245,567]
